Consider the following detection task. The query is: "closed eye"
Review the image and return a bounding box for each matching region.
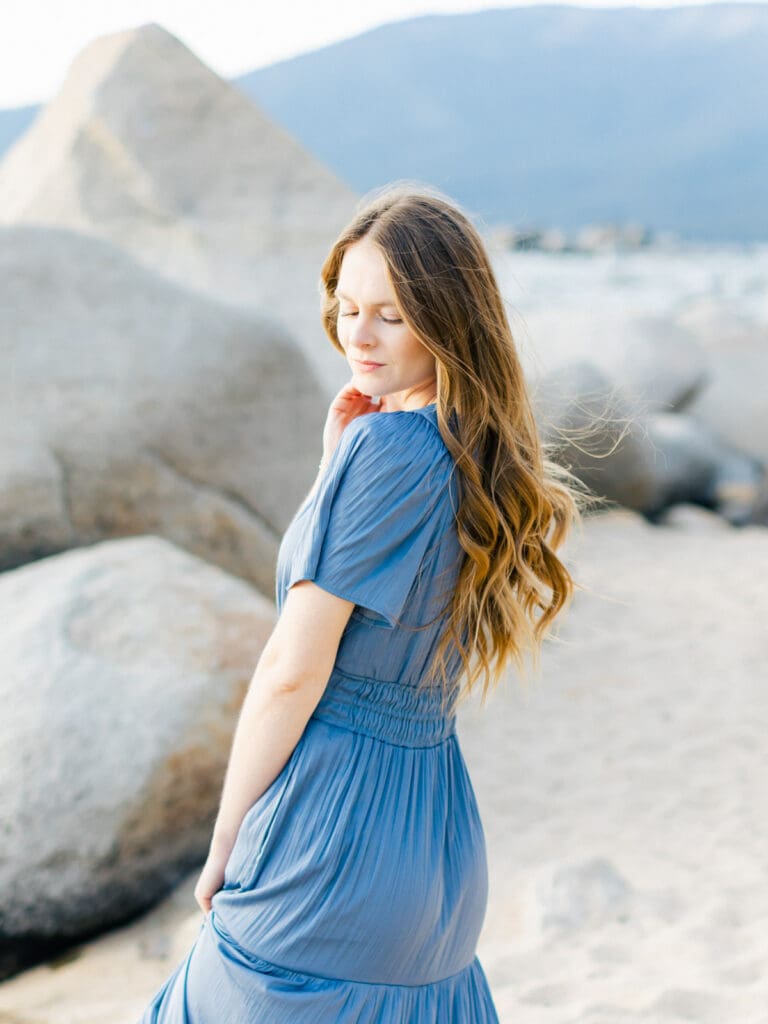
[339,312,402,324]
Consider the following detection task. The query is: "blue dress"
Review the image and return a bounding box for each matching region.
[140,403,499,1022]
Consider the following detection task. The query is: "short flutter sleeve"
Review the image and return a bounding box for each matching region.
[283,412,452,628]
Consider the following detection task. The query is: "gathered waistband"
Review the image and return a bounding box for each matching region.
[311,668,457,748]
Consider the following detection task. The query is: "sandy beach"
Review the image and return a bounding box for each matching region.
[465,507,768,1022]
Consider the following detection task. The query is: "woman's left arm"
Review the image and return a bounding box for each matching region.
[194,579,354,913]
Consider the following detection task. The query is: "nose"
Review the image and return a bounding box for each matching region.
[346,311,379,347]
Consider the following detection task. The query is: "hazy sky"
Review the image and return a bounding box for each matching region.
[2,0,759,107]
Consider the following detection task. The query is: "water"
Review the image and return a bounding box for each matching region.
[491,242,768,327]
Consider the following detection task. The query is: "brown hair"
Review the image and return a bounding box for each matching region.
[320,181,594,711]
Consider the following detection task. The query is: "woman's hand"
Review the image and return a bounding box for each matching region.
[193,846,231,915]
[321,381,381,461]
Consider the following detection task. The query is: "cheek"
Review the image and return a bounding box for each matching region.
[403,334,434,370]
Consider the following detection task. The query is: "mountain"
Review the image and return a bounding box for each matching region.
[231,3,768,242]
[2,5,766,242]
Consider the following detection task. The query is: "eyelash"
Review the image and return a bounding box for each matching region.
[339,312,402,324]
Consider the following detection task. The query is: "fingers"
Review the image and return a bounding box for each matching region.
[333,380,375,404]
[331,386,381,418]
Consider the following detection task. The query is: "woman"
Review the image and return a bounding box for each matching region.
[140,183,583,1022]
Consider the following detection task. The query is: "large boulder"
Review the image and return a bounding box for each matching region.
[642,413,767,525]
[531,360,659,510]
[497,249,768,476]
[511,306,709,414]
[680,298,768,464]
[0,534,274,978]
[0,223,329,586]
[532,362,767,524]
[0,22,357,396]
[0,870,205,1023]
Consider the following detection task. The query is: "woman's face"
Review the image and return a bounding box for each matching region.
[335,236,437,409]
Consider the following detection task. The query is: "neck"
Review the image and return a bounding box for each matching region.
[380,387,437,413]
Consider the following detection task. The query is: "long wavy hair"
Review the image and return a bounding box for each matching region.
[319,182,594,711]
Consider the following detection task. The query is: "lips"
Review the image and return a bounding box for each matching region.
[354,359,383,369]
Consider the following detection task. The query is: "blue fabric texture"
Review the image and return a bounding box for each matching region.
[139,404,500,1022]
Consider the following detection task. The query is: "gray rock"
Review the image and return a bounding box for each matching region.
[0,223,329,588]
[603,317,709,414]
[516,309,708,415]
[531,361,662,510]
[531,362,767,524]
[642,413,767,526]
[0,534,274,977]
[0,22,357,396]
[680,299,768,464]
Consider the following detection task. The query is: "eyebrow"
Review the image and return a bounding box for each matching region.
[334,289,397,307]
